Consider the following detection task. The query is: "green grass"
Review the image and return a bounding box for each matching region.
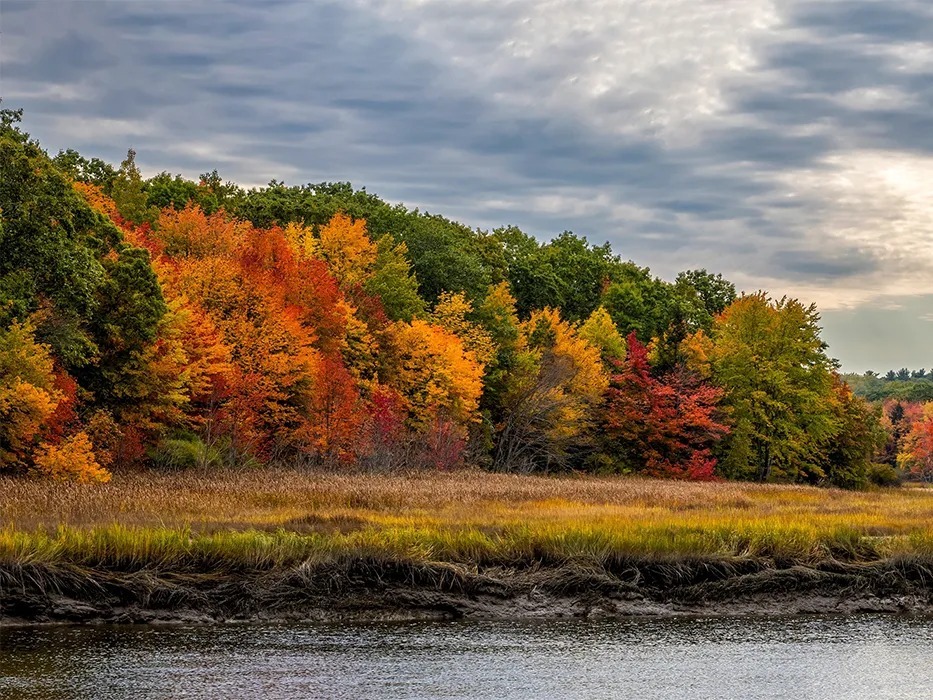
[4,469,933,573]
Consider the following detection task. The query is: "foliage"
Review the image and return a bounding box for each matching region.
[315,212,377,288]
[0,322,60,469]
[687,294,839,483]
[383,318,484,430]
[432,291,495,366]
[0,115,899,487]
[32,431,110,483]
[897,404,933,482]
[148,434,223,471]
[579,306,626,366]
[111,149,159,226]
[493,308,608,471]
[602,333,728,479]
[821,379,887,489]
[364,235,425,321]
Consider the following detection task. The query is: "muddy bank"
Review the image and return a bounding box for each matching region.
[4,557,933,625]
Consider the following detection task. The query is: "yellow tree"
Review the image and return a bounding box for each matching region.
[317,212,378,288]
[579,306,626,367]
[494,307,609,471]
[432,291,495,366]
[383,319,484,430]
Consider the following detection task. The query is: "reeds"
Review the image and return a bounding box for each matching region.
[3,470,933,571]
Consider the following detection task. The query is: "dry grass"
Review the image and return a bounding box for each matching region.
[4,469,933,569]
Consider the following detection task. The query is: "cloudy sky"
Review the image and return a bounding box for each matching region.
[3,0,933,372]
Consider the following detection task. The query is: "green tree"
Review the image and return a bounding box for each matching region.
[600,264,674,342]
[690,293,838,482]
[1,110,118,366]
[111,148,158,226]
[364,235,425,321]
[822,379,886,489]
[674,269,737,325]
[52,148,117,192]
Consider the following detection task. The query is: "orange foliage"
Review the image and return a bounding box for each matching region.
[384,319,484,430]
[32,431,111,483]
[155,204,248,258]
[0,322,61,469]
[73,181,120,220]
[300,354,367,464]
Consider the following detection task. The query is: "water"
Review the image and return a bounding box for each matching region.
[3,615,933,699]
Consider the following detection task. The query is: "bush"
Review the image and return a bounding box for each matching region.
[33,432,111,483]
[867,462,901,487]
[148,435,222,470]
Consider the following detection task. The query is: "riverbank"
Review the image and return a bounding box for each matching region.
[4,470,933,623]
[6,553,933,624]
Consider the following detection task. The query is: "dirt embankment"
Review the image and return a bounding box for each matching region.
[4,556,933,624]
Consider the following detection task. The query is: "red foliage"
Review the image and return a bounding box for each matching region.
[369,385,407,447]
[43,369,80,442]
[420,417,467,471]
[603,333,728,480]
[114,424,148,467]
[345,282,391,333]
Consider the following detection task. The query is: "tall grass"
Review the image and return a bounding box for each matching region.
[3,470,933,570]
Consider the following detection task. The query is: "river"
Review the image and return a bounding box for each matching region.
[3,615,933,699]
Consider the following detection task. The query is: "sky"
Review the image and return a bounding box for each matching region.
[3,0,933,372]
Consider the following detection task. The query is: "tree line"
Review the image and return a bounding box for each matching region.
[0,109,891,487]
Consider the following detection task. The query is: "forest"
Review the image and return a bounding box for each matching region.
[0,108,920,490]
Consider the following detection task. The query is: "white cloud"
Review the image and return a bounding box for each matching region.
[360,0,783,144]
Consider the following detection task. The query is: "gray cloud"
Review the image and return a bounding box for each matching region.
[3,0,933,368]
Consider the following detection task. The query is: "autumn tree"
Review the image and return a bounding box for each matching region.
[602,333,728,479]
[316,212,378,288]
[33,431,111,483]
[0,322,60,469]
[382,319,484,430]
[493,308,608,471]
[579,306,626,366]
[897,403,933,481]
[432,291,495,366]
[300,353,367,466]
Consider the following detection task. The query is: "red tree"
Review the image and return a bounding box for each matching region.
[603,333,728,480]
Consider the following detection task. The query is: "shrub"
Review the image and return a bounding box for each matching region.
[32,432,111,483]
[867,462,901,487]
[148,435,222,470]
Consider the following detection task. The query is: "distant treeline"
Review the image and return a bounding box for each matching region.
[844,371,933,403]
[0,108,898,488]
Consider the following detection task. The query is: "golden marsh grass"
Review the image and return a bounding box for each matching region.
[3,470,933,569]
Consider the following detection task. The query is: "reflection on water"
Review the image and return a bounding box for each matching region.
[3,615,933,699]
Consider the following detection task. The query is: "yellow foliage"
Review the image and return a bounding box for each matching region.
[680,330,714,378]
[282,222,319,260]
[386,319,484,428]
[0,322,61,469]
[519,308,609,444]
[341,304,379,386]
[317,212,377,287]
[432,291,495,367]
[32,432,111,483]
[578,306,625,365]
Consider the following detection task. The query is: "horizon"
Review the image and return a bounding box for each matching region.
[4,0,933,372]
